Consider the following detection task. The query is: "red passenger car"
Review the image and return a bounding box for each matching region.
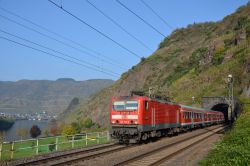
[179,105,224,128]
[110,94,224,143]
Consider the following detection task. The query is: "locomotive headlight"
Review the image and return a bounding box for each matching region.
[130,120,138,124]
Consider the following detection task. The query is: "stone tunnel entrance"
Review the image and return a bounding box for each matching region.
[211,103,229,122]
[202,97,241,122]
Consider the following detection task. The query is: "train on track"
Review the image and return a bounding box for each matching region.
[110,92,224,143]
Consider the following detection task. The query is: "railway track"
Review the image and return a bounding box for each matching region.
[10,125,226,166]
[115,125,227,166]
[13,143,129,166]
[50,144,133,166]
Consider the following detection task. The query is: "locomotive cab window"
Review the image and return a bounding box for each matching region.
[113,100,138,111]
[126,101,138,110]
[113,101,125,110]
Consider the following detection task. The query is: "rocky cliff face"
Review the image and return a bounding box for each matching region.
[67,3,250,126]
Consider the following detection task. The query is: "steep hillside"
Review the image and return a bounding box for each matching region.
[0,79,114,115]
[67,3,250,126]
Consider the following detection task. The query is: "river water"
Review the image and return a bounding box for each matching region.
[1,120,48,142]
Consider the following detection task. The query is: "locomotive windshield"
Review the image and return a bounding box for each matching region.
[113,100,138,110]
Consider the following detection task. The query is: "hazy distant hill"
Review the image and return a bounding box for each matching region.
[0,78,114,115]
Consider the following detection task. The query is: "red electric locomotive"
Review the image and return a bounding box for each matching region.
[110,93,224,143]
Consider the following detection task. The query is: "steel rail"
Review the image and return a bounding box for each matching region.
[115,125,227,166]
[149,126,228,166]
[51,144,134,166]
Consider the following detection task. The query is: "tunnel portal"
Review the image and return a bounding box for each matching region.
[211,103,229,122]
[202,97,241,122]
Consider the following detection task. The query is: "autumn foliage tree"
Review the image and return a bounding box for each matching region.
[61,125,76,136]
[50,124,60,136]
[30,125,41,138]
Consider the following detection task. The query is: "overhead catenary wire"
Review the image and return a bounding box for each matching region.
[0,15,126,71]
[0,16,127,72]
[85,0,153,52]
[0,15,127,70]
[0,29,119,76]
[0,7,128,69]
[48,0,142,59]
[116,0,166,38]
[139,0,190,46]
[0,36,119,78]
[139,0,174,30]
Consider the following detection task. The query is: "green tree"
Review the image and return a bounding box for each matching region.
[140,57,145,62]
[212,46,225,65]
[82,118,94,129]
[71,122,81,133]
[94,123,101,129]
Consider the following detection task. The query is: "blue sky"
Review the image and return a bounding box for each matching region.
[0,0,248,81]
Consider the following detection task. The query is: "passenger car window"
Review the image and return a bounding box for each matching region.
[145,101,149,110]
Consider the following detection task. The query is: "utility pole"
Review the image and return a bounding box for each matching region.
[227,74,234,122]
[149,87,154,98]
[192,96,195,103]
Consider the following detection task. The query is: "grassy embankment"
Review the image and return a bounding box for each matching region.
[200,98,250,165]
[0,132,109,161]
